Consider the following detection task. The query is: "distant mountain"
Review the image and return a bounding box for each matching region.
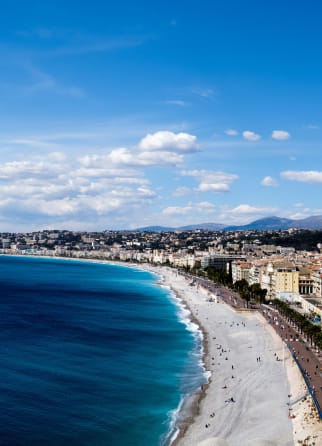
[223,216,294,231]
[135,215,322,232]
[179,222,226,231]
[135,226,175,232]
[290,215,322,229]
[224,215,322,231]
[135,222,225,232]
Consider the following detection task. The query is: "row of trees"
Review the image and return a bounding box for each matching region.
[274,299,322,349]
[201,266,267,306]
[204,266,232,286]
[185,265,321,347]
[233,279,268,306]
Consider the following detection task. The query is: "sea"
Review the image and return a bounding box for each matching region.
[0,255,207,446]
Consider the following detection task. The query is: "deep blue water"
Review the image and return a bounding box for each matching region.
[0,256,205,446]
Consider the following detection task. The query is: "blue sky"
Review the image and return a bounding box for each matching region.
[1,0,322,231]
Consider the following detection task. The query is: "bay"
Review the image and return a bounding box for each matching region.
[0,256,204,446]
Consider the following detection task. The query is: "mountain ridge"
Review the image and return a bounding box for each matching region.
[134,215,322,232]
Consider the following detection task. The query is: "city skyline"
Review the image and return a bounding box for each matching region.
[1,1,322,231]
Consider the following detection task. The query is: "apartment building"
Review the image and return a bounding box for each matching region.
[271,262,299,298]
[231,261,251,283]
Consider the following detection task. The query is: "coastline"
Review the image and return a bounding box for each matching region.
[147,265,321,446]
[2,254,321,445]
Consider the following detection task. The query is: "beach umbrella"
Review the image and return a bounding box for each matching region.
[197,438,230,446]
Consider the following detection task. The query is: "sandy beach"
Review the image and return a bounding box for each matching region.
[147,265,322,446]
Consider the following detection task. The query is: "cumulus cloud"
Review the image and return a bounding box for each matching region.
[227,204,276,214]
[79,148,184,168]
[281,170,322,183]
[225,129,238,136]
[272,130,290,140]
[138,130,198,152]
[0,160,65,180]
[261,176,278,187]
[0,129,201,230]
[242,130,261,141]
[138,150,184,166]
[181,169,239,193]
[198,183,230,192]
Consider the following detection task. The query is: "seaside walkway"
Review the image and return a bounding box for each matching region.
[261,307,322,419]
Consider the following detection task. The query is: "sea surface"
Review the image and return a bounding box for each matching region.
[0,256,206,446]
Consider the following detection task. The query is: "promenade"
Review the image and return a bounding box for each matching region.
[261,306,322,418]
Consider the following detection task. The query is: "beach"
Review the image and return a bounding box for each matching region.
[147,265,322,446]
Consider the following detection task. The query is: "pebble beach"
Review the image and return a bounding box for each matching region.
[148,266,322,446]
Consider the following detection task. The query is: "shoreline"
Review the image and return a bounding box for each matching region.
[148,271,211,446]
[167,288,211,446]
[148,265,321,446]
[2,254,321,445]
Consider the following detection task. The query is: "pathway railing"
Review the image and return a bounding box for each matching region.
[289,348,322,419]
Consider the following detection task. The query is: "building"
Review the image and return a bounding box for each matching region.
[271,262,299,298]
[298,267,314,295]
[231,261,251,283]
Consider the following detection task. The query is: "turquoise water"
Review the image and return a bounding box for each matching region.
[0,256,205,445]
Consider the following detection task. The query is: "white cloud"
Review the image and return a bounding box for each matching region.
[198,182,230,192]
[227,204,276,215]
[162,100,189,107]
[0,144,162,230]
[108,147,137,165]
[79,131,198,168]
[272,130,290,140]
[0,127,200,230]
[137,150,184,166]
[261,176,278,187]
[225,129,238,136]
[242,130,261,141]
[281,170,322,183]
[138,130,198,152]
[0,160,65,180]
[181,169,239,193]
[79,146,185,168]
